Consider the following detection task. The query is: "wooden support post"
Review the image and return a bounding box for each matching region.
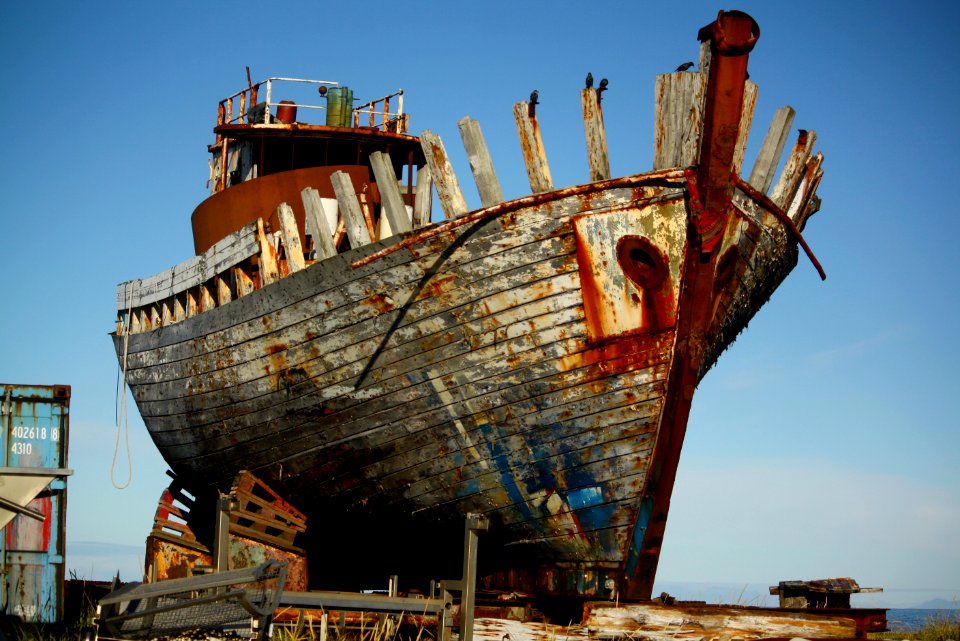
[732,80,758,173]
[653,71,707,170]
[215,274,232,305]
[513,102,553,193]
[233,264,255,297]
[786,151,824,229]
[330,171,373,248]
[770,129,816,209]
[748,105,796,194]
[301,187,338,259]
[420,130,468,219]
[413,166,433,227]
[256,218,280,285]
[276,202,305,273]
[369,151,413,237]
[457,117,504,207]
[581,88,610,181]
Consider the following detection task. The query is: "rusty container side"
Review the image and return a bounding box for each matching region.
[0,384,71,623]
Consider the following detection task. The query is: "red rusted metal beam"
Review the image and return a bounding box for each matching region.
[694,10,759,254]
[625,11,760,600]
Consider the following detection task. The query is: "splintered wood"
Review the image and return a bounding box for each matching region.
[473,603,858,641]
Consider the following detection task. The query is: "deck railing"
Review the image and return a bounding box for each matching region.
[216,77,407,133]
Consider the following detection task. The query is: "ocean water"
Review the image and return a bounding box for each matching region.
[886,609,960,631]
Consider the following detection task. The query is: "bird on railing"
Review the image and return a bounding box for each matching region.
[675,61,695,72]
[585,72,594,89]
[528,89,540,117]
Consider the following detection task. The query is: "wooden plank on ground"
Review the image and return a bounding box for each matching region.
[369,151,412,237]
[581,88,610,181]
[581,603,858,641]
[301,187,337,259]
[748,105,795,195]
[330,171,373,248]
[458,116,504,207]
[420,130,468,219]
[277,202,305,273]
[513,101,553,193]
[653,71,707,170]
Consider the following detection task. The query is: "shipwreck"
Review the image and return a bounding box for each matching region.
[113,10,826,604]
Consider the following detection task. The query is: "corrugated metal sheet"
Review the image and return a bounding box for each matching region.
[0,384,71,622]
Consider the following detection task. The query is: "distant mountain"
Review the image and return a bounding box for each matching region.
[915,598,960,609]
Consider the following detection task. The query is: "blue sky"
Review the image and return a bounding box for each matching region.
[2,1,957,607]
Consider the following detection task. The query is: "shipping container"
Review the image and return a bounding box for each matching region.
[0,384,71,622]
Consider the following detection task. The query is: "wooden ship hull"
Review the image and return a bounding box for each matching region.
[113,12,825,600]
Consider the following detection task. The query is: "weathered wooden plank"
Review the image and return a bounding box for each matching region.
[413,166,433,227]
[748,105,796,194]
[787,151,824,229]
[770,129,816,209]
[582,603,857,641]
[419,130,468,219]
[457,116,504,207]
[277,202,305,273]
[234,264,255,298]
[653,72,707,169]
[513,102,553,193]
[330,170,373,248]
[732,79,758,173]
[301,187,338,260]
[215,274,232,306]
[369,151,413,237]
[115,220,260,310]
[255,218,279,285]
[581,88,610,181]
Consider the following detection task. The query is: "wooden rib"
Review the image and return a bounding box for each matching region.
[369,151,412,237]
[277,202,305,273]
[732,79,758,173]
[747,105,796,194]
[457,116,504,207]
[301,187,337,260]
[215,274,232,306]
[770,129,816,210]
[413,166,433,228]
[419,130,468,219]
[653,72,707,170]
[786,152,824,230]
[330,171,373,248]
[513,102,553,193]
[256,218,279,285]
[234,264,255,297]
[581,89,610,181]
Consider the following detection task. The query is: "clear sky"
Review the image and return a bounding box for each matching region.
[1,1,957,608]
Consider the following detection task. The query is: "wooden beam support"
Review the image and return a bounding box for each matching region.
[457,117,504,207]
[653,71,707,170]
[748,105,796,195]
[732,79,758,174]
[301,187,338,259]
[277,202,305,273]
[770,129,816,210]
[420,130,468,219]
[581,88,610,181]
[413,166,433,228]
[256,218,280,285]
[369,151,413,237]
[513,101,553,193]
[330,171,373,248]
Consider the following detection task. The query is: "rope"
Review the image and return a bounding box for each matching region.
[111,282,136,490]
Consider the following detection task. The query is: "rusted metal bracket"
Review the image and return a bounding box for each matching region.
[434,513,489,641]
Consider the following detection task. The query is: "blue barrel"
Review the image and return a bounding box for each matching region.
[0,384,71,622]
